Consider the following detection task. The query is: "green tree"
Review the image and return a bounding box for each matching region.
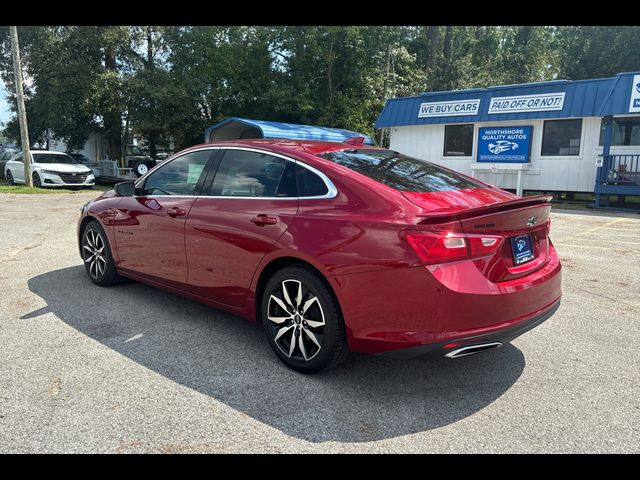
[556,26,640,79]
[0,26,131,157]
[497,26,559,84]
[3,25,640,154]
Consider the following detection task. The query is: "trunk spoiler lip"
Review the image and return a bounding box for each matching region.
[415,194,553,224]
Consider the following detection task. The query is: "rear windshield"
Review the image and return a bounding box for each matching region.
[318,149,485,193]
[33,154,77,164]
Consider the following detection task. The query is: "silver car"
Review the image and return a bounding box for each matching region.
[0,148,20,180]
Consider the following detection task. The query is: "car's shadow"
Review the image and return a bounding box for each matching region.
[25,266,526,443]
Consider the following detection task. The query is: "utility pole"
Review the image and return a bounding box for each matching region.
[9,26,33,187]
[378,40,391,147]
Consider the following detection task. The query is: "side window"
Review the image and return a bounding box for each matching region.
[297,165,329,197]
[142,150,212,196]
[210,150,296,197]
[277,161,297,197]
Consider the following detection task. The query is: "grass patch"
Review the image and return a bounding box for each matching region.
[0,184,111,194]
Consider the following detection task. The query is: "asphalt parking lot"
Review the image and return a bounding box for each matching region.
[0,192,638,453]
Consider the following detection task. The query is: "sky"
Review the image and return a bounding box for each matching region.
[0,78,10,126]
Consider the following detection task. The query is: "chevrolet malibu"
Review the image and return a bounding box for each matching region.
[77,139,561,373]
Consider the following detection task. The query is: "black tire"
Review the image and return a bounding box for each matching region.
[32,172,42,188]
[134,161,150,177]
[81,220,126,286]
[6,170,14,185]
[261,265,350,374]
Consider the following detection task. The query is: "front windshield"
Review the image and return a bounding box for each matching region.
[127,145,145,156]
[33,153,78,164]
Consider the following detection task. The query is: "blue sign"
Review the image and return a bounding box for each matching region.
[477,126,532,163]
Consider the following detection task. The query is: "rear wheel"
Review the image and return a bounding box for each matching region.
[262,265,350,373]
[81,220,125,286]
[6,170,14,185]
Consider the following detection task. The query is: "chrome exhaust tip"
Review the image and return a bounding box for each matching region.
[445,342,503,359]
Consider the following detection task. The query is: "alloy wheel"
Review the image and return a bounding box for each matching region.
[267,279,326,362]
[33,172,41,188]
[83,228,107,280]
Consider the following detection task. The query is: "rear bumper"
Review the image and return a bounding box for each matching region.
[378,299,560,359]
[333,243,562,355]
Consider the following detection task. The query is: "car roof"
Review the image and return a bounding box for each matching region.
[185,138,386,156]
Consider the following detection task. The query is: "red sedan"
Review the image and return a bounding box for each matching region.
[78,139,561,373]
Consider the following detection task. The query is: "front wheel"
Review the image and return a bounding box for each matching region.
[134,161,150,177]
[262,265,350,373]
[5,170,14,185]
[81,220,125,286]
[32,172,42,188]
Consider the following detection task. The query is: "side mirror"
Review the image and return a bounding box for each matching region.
[114,180,136,197]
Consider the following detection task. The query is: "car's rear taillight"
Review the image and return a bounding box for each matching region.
[404,232,503,265]
[404,232,468,264]
[467,234,503,257]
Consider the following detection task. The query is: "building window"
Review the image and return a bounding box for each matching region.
[443,124,474,156]
[599,117,640,146]
[541,119,582,156]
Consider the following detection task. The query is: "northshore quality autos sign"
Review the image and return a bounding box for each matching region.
[477,126,532,163]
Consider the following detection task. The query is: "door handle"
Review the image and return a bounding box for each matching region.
[250,214,277,226]
[167,207,187,217]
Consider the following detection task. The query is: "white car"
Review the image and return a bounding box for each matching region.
[4,150,95,188]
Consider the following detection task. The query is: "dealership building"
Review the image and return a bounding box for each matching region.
[376,71,640,205]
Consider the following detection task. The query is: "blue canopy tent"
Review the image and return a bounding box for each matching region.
[204,117,375,145]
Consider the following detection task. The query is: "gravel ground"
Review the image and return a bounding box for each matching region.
[0,192,638,453]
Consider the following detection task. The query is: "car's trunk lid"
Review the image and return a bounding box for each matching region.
[403,189,553,282]
[402,187,518,215]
